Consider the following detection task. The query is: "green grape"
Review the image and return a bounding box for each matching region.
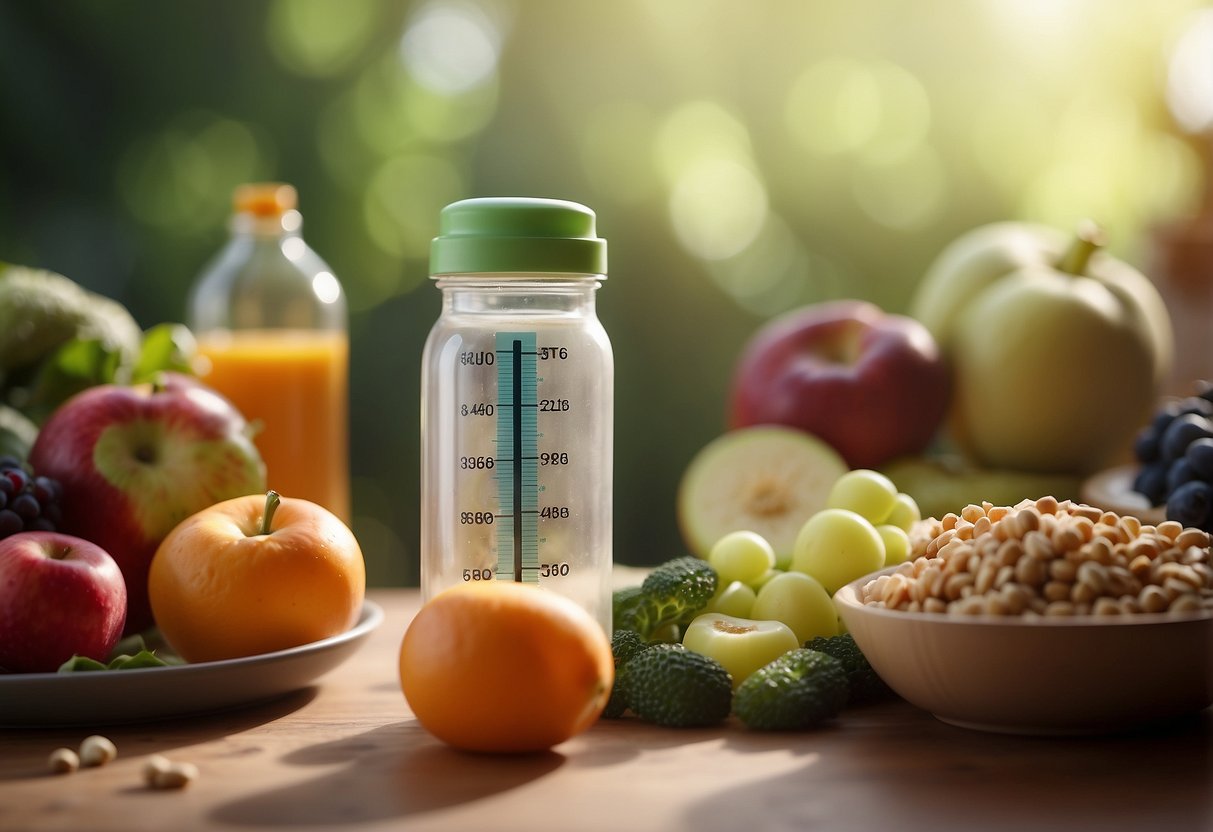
[708,530,776,585]
[751,570,838,643]
[884,492,921,532]
[790,508,886,594]
[826,469,899,525]
[748,567,781,591]
[682,612,800,688]
[705,579,757,618]
[877,523,910,567]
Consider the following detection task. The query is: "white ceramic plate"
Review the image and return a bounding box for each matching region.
[0,600,384,727]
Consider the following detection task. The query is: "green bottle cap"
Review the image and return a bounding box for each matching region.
[430,197,607,277]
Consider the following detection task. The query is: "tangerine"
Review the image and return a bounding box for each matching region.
[148,491,365,663]
[398,581,613,753]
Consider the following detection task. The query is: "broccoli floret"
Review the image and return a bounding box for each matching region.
[611,585,648,632]
[804,633,894,705]
[622,643,732,728]
[615,556,717,641]
[602,629,652,719]
[733,648,848,731]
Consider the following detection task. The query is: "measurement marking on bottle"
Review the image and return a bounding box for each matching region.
[494,332,539,583]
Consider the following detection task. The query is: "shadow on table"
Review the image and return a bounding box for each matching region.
[210,720,564,826]
[0,687,320,782]
[683,705,1213,832]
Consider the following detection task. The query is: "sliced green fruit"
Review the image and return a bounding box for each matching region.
[677,426,848,568]
[881,454,1081,520]
[682,612,799,688]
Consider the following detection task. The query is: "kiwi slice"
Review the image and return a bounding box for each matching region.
[677,426,848,567]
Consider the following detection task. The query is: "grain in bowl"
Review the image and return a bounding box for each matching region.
[861,496,1213,617]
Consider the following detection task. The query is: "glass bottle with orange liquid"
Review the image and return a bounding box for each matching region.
[187,183,350,523]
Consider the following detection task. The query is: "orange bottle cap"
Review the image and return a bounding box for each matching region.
[233,183,298,217]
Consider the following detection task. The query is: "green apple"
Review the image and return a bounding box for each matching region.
[912,221,1172,475]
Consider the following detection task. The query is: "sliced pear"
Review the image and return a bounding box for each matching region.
[880,454,1081,520]
[677,426,848,567]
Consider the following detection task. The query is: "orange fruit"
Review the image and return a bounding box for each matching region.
[148,491,365,663]
[399,582,613,753]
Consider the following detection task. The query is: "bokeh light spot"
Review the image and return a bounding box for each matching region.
[1167,9,1213,135]
[668,157,768,261]
[707,214,821,316]
[312,271,342,304]
[268,0,378,78]
[364,152,465,263]
[400,0,505,95]
[851,146,947,231]
[116,114,267,234]
[656,100,753,184]
[786,59,882,156]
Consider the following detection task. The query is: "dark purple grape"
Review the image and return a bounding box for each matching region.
[4,468,27,493]
[0,463,62,538]
[1133,463,1169,506]
[10,494,39,522]
[1166,480,1213,529]
[1185,437,1213,480]
[1134,426,1161,464]
[32,476,57,504]
[0,509,22,537]
[1176,397,1213,418]
[1161,413,1213,461]
[1166,458,1200,493]
[1152,402,1181,436]
[0,455,21,470]
[1195,380,1213,404]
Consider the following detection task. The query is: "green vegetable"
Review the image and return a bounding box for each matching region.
[0,263,199,425]
[733,648,848,731]
[804,633,894,705]
[614,556,718,641]
[602,629,652,719]
[611,585,646,631]
[0,263,142,375]
[622,643,732,728]
[57,634,183,672]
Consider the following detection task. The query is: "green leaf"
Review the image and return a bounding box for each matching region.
[22,338,123,424]
[57,655,110,673]
[132,323,197,383]
[57,633,183,673]
[107,649,177,670]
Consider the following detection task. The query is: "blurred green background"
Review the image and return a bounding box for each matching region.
[1,0,1211,585]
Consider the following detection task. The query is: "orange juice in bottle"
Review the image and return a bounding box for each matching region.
[188,183,350,522]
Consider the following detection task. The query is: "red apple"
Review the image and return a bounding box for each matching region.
[728,300,951,469]
[0,531,127,672]
[28,372,266,634]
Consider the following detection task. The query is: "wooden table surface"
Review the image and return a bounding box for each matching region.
[2,588,1210,832]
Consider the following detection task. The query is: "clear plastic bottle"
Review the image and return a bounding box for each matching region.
[187,183,350,522]
[421,197,613,632]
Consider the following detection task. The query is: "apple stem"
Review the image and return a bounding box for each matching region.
[1057,220,1106,276]
[260,491,281,535]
